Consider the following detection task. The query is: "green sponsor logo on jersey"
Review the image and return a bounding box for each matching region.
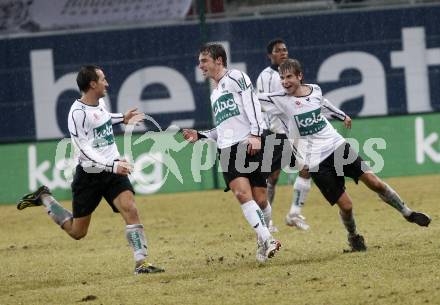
[213,93,240,126]
[93,119,115,147]
[294,108,327,136]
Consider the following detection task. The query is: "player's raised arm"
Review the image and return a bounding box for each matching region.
[109,112,124,124]
[122,107,145,125]
[321,97,346,120]
[182,129,199,142]
[343,115,352,129]
[109,107,145,125]
[320,97,352,129]
[257,92,284,117]
[182,128,218,143]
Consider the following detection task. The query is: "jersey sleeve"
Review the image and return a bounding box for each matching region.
[229,71,264,136]
[257,92,284,116]
[321,97,347,121]
[68,109,116,172]
[99,99,125,125]
[311,84,346,121]
[110,112,124,125]
[198,128,218,141]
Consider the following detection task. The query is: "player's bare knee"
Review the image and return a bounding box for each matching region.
[336,197,353,213]
[363,173,385,193]
[339,204,352,215]
[255,199,267,209]
[72,234,85,240]
[268,170,281,185]
[70,230,87,240]
[122,204,140,221]
[298,168,311,179]
[118,199,136,213]
[267,175,278,185]
[234,192,246,202]
[234,190,251,203]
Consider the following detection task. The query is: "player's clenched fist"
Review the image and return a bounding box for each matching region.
[115,159,133,176]
[247,135,261,156]
[182,129,199,143]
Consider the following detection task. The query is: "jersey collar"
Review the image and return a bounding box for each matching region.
[270,64,279,71]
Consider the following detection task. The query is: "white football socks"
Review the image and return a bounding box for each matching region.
[41,195,73,227]
[126,224,148,263]
[378,183,412,216]
[267,180,275,205]
[289,176,311,215]
[261,202,272,228]
[241,200,271,242]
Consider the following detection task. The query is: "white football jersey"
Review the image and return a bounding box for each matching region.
[200,69,264,149]
[68,98,124,171]
[258,84,346,168]
[256,65,286,134]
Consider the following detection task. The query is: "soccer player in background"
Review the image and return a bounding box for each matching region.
[182,43,281,262]
[257,39,351,232]
[17,65,164,275]
[256,38,311,231]
[258,58,431,251]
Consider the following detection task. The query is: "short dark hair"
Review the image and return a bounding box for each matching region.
[199,43,228,67]
[279,58,303,77]
[76,65,101,92]
[266,38,286,54]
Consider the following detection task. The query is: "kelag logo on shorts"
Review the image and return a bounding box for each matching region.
[93,119,115,147]
[213,93,240,126]
[294,108,327,136]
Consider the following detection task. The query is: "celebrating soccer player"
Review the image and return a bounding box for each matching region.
[183,43,281,262]
[17,65,164,275]
[258,58,431,251]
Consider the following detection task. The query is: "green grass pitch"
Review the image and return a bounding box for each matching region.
[1,174,439,305]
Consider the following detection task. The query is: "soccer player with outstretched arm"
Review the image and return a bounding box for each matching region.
[183,43,281,262]
[256,38,313,231]
[17,65,164,275]
[258,58,431,252]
